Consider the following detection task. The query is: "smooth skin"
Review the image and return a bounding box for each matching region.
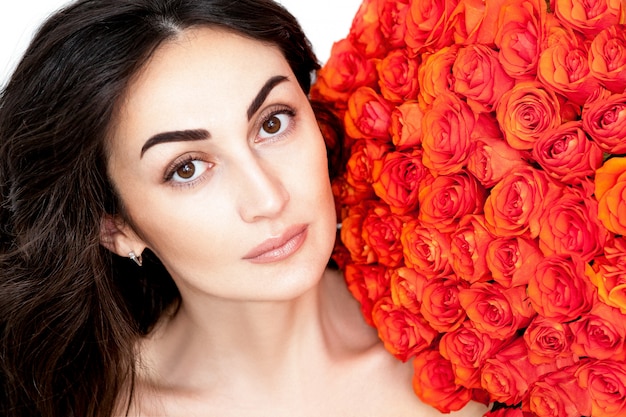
[101,27,489,416]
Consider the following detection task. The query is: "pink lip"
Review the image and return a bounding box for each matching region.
[243,224,308,264]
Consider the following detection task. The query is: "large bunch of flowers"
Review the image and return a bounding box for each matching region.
[311,0,626,415]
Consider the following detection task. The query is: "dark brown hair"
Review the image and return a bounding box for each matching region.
[0,1,321,415]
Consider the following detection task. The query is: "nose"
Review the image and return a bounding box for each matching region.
[237,153,289,222]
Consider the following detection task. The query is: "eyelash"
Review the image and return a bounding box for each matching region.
[162,105,297,187]
[255,105,296,143]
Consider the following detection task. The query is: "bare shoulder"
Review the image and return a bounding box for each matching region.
[324,268,489,416]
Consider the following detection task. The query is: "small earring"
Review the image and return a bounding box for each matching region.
[129,251,142,267]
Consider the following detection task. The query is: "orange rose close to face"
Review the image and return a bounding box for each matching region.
[343,263,390,326]
[312,38,377,105]
[371,149,426,215]
[595,157,626,235]
[344,86,394,141]
[361,202,406,267]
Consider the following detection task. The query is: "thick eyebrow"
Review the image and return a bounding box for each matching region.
[139,75,288,157]
[247,75,289,120]
[140,129,209,157]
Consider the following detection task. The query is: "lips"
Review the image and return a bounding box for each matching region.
[242,224,308,263]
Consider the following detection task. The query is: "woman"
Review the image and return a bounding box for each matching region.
[0,0,487,416]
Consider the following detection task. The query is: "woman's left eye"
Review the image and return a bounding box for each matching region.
[257,111,293,141]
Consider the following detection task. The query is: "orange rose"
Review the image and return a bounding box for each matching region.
[467,128,528,188]
[404,0,457,56]
[525,365,593,417]
[448,0,509,45]
[484,165,561,238]
[377,48,420,103]
[390,266,428,315]
[344,86,394,141]
[312,38,378,105]
[496,81,562,150]
[459,282,534,340]
[412,349,474,413]
[589,24,626,93]
[587,237,626,314]
[417,45,459,110]
[345,139,388,199]
[486,236,543,288]
[537,35,600,105]
[532,121,604,185]
[554,0,623,38]
[389,101,424,150]
[450,215,494,284]
[570,302,626,361]
[576,359,626,417]
[481,338,548,406]
[418,172,486,233]
[494,0,548,79]
[452,44,515,113]
[523,316,576,365]
[440,322,507,389]
[372,296,438,361]
[538,187,608,262]
[420,277,468,332]
[371,149,426,215]
[347,0,387,58]
[595,157,626,234]
[528,255,595,322]
[378,0,410,49]
[421,92,476,175]
[361,202,406,267]
[583,93,626,154]
[401,219,453,278]
[341,200,375,264]
[344,263,391,326]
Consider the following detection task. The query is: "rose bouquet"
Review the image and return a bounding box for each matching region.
[311,0,626,415]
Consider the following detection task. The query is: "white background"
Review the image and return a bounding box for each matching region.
[0,0,362,85]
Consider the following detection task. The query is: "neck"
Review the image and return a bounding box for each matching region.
[139,270,337,390]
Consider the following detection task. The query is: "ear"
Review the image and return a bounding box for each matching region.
[99,214,146,258]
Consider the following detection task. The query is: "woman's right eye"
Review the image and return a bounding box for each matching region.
[165,158,213,184]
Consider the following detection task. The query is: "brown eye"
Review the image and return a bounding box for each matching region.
[176,162,196,179]
[262,115,282,134]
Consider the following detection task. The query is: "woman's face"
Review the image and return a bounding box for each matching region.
[105,28,337,302]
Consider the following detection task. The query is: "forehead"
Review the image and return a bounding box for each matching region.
[112,27,294,141]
